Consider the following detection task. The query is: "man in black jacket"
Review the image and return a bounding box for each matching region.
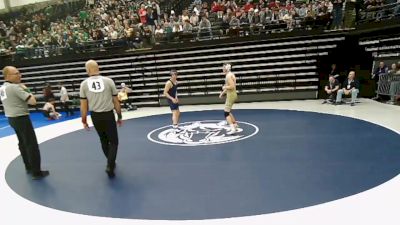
[336,71,360,106]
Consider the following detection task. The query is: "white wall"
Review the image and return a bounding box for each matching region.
[10,0,50,7]
[0,0,5,10]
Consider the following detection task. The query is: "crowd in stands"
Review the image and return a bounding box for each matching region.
[0,0,399,59]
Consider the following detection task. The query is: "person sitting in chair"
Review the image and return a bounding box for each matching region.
[336,71,360,106]
[42,98,61,120]
[323,75,340,104]
[117,83,133,111]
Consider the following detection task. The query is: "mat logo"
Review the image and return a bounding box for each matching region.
[147,120,258,146]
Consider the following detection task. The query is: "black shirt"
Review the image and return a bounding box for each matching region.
[325,79,340,90]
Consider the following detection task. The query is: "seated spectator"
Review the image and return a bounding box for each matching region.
[182,20,193,33]
[154,24,164,43]
[244,1,255,12]
[190,11,200,26]
[59,82,74,116]
[323,75,340,104]
[198,16,212,39]
[182,10,190,22]
[181,20,193,40]
[43,98,61,120]
[336,71,360,106]
[228,16,241,35]
[118,83,134,111]
[298,4,308,18]
[43,82,55,102]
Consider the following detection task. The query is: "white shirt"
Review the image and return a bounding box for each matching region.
[43,102,55,112]
[60,86,69,102]
[155,28,164,34]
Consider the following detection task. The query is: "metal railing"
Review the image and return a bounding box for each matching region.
[376,73,400,102]
[359,2,400,23]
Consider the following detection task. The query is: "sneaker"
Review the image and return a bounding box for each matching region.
[386,101,395,105]
[226,129,237,135]
[350,102,355,106]
[173,128,181,134]
[322,100,327,104]
[217,121,228,126]
[334,101,342,105]
[32,170,50,180]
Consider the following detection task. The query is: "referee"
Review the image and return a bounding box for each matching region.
[80,60,122,178]
[0,66,49,180]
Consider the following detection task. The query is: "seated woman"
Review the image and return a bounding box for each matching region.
[117,83,133,111]
[42,98,61,120]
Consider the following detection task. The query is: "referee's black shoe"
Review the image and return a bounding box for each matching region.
[32,170,50,180]
[106,166,115,178]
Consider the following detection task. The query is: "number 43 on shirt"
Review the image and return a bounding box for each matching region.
[87,78,105,93]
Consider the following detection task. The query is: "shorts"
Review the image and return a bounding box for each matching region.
[225,91,237,111]
[168,100,179,111]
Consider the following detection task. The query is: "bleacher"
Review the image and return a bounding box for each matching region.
[0,33,346,113]
[359,35,400,60]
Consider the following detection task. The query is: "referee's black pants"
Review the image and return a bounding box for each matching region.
[91,111,119,169]
[8,115,41,174]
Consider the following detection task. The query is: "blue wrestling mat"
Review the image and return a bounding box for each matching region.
[5,109,400,220]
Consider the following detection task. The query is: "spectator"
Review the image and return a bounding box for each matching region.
[323,75,340,103]
[336,71,360,106]
[154,24,164,43]
[244,0,255,12]
[146,7,156,34]
[42,98,61,120]
[43,82,55,102]
[59,82,74,116]
[373,61,388,79]
[118,83,134,111]
[228,15,241,36]
[329,63,340,78]
[388,63,400,104]
[190,11,200,26]
[151,1,161,23]
[332,0,343,30]
[343,0,356,29]
[297,4,308,18]
[182,20,193,33]
[198,16,212,39]
[182,10,190,22]
[139,4,147,25]
[372,61,388,100]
